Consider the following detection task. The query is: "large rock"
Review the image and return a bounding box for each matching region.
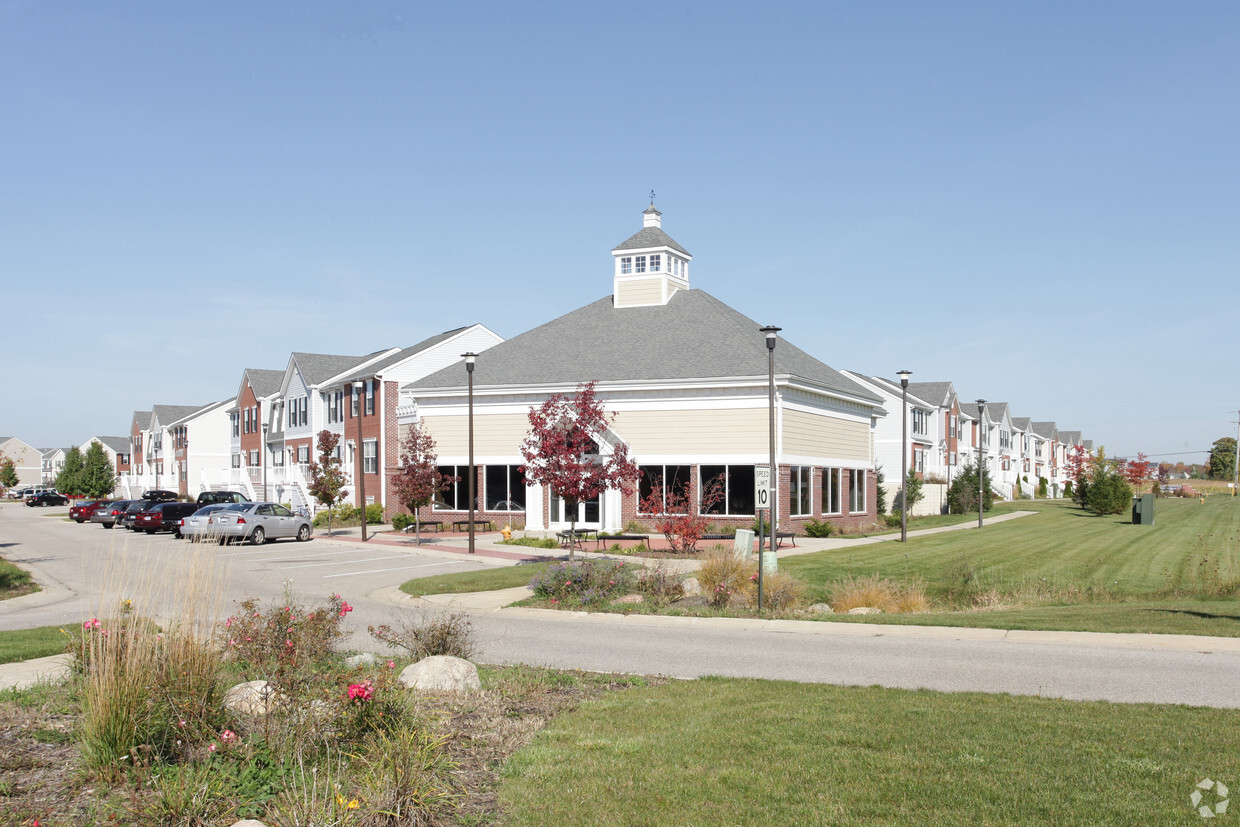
[345,652,378,669]
[809,603,834,614]
[230,821,268,827]
[399,655,480,693]
[612,593,644,605]
[681,577,702,596]
[223,680,280,715]
[847,606,883,615]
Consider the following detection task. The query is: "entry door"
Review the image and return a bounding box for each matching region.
[549,495,600,529]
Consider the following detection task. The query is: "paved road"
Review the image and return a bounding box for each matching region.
[5,502,1240,708]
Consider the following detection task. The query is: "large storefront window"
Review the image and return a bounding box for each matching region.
[434,465,468,511]
[484,465,526,511]
[699,465,756,516]
[639,464,692,513]
[822,468,841,514]
[849,469,867,513]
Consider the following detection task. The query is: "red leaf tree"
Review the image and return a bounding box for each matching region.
[1121,452,1153,494]
[519,382,640,558]
[391,422,455,545]
[1064,444,1091,506]
[307,430,349,536]
[639,474,725,554]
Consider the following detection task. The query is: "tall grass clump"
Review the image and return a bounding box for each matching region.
[827,574,928,614]
[696,545,754,608]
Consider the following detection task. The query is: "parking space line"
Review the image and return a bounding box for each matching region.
[222,548,354,561]
[322,561,473,579]
[278,555,409,570]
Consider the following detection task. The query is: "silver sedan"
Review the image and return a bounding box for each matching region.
[210,502,314,545]
[178,504,231,542]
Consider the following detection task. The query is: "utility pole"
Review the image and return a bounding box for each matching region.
[1233,410,1239,497]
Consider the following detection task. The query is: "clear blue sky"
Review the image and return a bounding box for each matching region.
[3,2,1236,462]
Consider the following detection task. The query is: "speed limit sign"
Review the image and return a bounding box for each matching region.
[755,465,771,509]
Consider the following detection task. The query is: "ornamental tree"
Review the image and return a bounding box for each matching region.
[80,442,117,499]
[640,474,724,554]
[390,422,455,545]
[519,382,640,559]
[0,456,17,489]
[307,430,349,536]
[1120,452,1152,494]
[1064,444,1091,508]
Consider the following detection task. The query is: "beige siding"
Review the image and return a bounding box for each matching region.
[615,278,661,307]
[612,409,768,454]
[415,413,530,456]
[783,409,869,462]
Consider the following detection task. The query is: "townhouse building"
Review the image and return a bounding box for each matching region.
[40,447,64,484]
[0,436,43,487]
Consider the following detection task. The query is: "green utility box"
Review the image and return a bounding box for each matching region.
[1131,493,1155,526]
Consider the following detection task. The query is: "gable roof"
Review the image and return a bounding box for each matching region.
[94,436,131,453]
[152,405,204,428]
[1011,416,1031,430]
[409,290,881,404]
[336,327,472,384]
[1031,421,1058,439]
[906,381,955,408]
[290,351,391,388]
[167,400,230,427]
[132,411,152,430]
[245,368,286,398]
[842,373,935,409]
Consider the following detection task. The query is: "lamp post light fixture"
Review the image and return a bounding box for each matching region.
[262,423,268,502]
[759,325,781,613]
[976,399,986,529]
[897,370,912,543]
[352,381,367,542]
[463,353,477,555]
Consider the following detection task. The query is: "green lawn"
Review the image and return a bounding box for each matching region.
[779,497,1240,634]
[501,677,1240,826]
[0,625,69,664]
[0,556,38,600]
[399,562,550,597]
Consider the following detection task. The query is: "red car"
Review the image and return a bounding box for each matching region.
[69,500,110,523]
[133,502,200,535]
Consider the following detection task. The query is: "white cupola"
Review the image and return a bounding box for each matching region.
[611,201,692,308]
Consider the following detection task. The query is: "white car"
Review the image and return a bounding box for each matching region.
[210,502,314,545]
[178,504,232,541]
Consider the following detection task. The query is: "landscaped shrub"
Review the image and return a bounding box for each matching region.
[219,593,352,695]
[368,611,476,661]
[748,571,805,612]
[502,535,559,549]
[527,559,637,606]
[696,545,755,608]
[1063,481,1074,499]
[391,512,415,532]
[1038,476,1049,498]
[947,462,994,514]
[884,512,903,528]
[803,518,834,538]
[1085,470,1132,516]
[635,565,685,603]
[826,573,928,614]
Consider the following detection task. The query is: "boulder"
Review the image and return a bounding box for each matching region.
[847,606,883,615]
[681,577,702,596]
[809,603,834,614]
[345,652,378,668]
[399,655,481,693]
[612,594,644,605]
[223,680,280,715]
[230,821,268,827]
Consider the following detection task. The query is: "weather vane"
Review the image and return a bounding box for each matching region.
[649,189,656,205]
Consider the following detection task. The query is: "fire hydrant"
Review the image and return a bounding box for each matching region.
[501,524,512,541]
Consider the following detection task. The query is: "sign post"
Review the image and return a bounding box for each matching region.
[755,465,771,609]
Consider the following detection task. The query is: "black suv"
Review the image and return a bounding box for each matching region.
[142,490,180,504]
[196,491,250,506]
[118,500,153,530]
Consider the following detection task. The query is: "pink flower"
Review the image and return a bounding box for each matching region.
[178,719,186,728]
[347,680,374,703]
[220,729,238,744]
[339,601,353,617]
[387,660,396,669]
[285,640,294,648]
[208,743,217,753]
[83,618,101,630]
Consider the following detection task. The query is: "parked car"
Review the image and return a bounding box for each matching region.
[10,486,55,500]
[134,502,201,536]
[178,504,232,542]
[141,490,180,504]
[117,500,153,530]
[26,492,69,507]
[196,490,250,506]
[210,502,313,545]
[69,500,111,522]
[90,501,132,528]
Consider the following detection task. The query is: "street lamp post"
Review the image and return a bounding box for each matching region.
[759,325,781,613]
[898,370,912,543]
[262,423,268,502]
[463,353,477,554]
[352,381,367,542]
[976,399,986,529]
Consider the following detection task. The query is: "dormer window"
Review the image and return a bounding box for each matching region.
[621,257,632,274]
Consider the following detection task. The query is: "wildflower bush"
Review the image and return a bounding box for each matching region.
[696,545,755,608]
[220,592,353,697]
[635,565,685,604]
[527,559,638,606]
[368,610,477,661]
